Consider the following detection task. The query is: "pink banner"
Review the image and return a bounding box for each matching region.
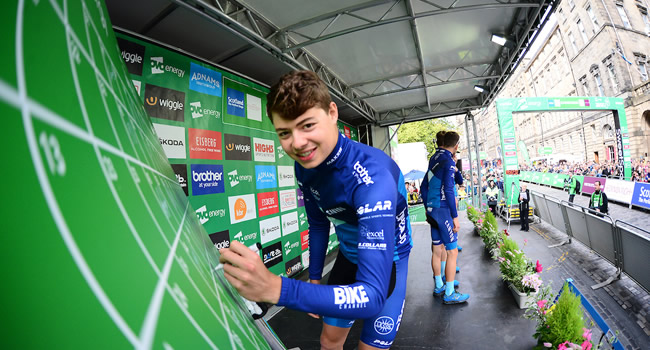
[582,176,606,195]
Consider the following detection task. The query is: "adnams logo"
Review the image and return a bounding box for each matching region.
[150,56,185,78]
[189,62,222,97]
[255,165,277,190]
[190,101,220,119]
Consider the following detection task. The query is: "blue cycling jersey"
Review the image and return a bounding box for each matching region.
[419,149,458,218]
[277,133,413,319]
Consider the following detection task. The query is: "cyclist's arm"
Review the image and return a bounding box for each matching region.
[444,161,458,218]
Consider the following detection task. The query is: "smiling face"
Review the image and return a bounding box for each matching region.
[272,102,339,169]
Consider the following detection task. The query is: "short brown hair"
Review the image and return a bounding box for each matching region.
[442,131,460,148]
[266,70,332,121]
[435,131,446,147]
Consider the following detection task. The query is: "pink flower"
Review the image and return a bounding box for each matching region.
[537,299,547,309]
[581,340,592,350]
[536,260,543,273]
[558,341,569,350]
[524,239,529,245]
[498,257,506,262]
[543,343,552,348]
[504,229,510,236]
[582,328,592,341]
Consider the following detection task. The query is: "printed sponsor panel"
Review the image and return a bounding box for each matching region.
[116,37,145,76]
[300,230,309,250]
[224,163,255,193]
[282,231,301,258]
[296,188,305,207]
[228,194,257,224]
[279,189,297,212]
[631,182,650,209]
[144,84,185,122]
[253,137,275,162]
[209,230,230,250]
[285,256,303,277]
[188,100,221,120]
[230,226,260,247]
[255,165,277,189]
[190,164,225,196]
[247,94,262,122]
[262,241,283,268]
[189,62,222,97]
[222,78,275,132]
[193,198,228,229]
[603,178,635,204]
[281,211,299,236]
[149,54,186,79]
[278,165,296,187]
[170,164,188,196]
[257,191,279,217]
[224,133,252,161]
[152,123,186,159]
[188,128,222,160]
[302,250,310,269]
[259,216,282,245]
[226,87,246,118]
[582,176,606,195]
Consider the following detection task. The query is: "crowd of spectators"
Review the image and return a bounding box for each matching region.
[519,158,650,183]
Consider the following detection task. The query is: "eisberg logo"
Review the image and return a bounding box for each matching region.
[153,123,186,159]
[333,285,369,309]
[144,84,185,122]
[356,200,392,215]
[353,161,373,185]
[195,204,226,225]
[150,56,185,77]
[191,164,224,196]
[257,191,279,217]
[116,37,145,76]
[189,62,222,96]
[188,128,222,160]
[301,229,309,250]
[226,88,246,117]
[255,165,277,190]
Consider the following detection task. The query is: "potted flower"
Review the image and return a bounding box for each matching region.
[498,236,542,308]
[525,283,605,349]
[479,212,503,256]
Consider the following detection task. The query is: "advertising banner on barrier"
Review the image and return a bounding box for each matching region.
[582,177,606,195]
[631,182,650,209]
[603,178,635,204]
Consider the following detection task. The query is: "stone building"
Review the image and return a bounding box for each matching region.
[458,0,650,166]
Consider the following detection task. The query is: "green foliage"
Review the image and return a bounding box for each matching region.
[467,206,479,225]
[396,119,456,158]
[498,237,533,292]
[537,283,586,348]
[480,211,503,252]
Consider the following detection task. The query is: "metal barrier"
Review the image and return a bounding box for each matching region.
[529,190,650,292]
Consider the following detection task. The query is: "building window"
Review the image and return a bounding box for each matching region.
[603,124,614,138]
[591,124,597,137]
[607,63,620,93]
[635,53,649,81]
[577,19,589,43]
[594,72,605,96]
[568,0,575,10]
[639,6,650,34]
[568,32,578,54]
[587,4,599,31]
[616,4,632,29]
[579,75,589,95]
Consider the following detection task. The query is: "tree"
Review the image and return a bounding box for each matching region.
[396,118,457,158]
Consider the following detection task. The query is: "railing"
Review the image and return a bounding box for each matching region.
[530,190,650,292]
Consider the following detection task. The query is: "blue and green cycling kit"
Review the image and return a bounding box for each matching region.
[276,133,413,348]
[419,148,458,249]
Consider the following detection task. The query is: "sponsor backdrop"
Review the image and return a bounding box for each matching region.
[520,171,650,209]
[117,32,356,277]
[3,2,269,349]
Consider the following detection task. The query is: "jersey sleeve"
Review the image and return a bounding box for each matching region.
[277,169,397,319]
[300,186,331,281]
[444,160,458,218]
[454,170,464,185]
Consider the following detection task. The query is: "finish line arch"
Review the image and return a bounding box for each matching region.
[495,97,632,206]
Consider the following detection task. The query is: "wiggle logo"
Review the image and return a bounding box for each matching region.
[234,198,247,220]
[225,143,234,151]
[146,96,158,106]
